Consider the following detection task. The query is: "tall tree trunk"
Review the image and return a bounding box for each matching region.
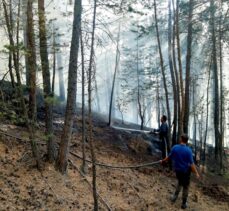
[192,78,197,162]
[203,59,211,165]
[22,0,29,86]
[156,76,161,129]
[183,0,194,134]
[172,0,181,143]
[219,0,224,171]
[80,31,87,174]
[210,0,219,160]
[199,110,203,163]
[88,0,99,209]
[56,34,66,101]
[136,31,144,130]
[16,0,20,70]
[52,29,56,95]
[193,114,197,162]
[38,0,55,162]
[8,52,15,88]
[108,23,121,126]
[168,0,177,146]
[56,0,82,173]
[27,0,37,121]
[94,76,101,112]
[8,0,15,89]
[176,0,184,134]
[153,0,171,143]
[9,0,13,32]
[27,0,41,169]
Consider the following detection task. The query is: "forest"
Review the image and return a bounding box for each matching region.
[0,0,229,210]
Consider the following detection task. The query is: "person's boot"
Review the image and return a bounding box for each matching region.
[181,198,187,209]
[170,193,178,203]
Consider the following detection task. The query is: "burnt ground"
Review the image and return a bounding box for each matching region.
[0,111,229,211]
[0,92,228,211]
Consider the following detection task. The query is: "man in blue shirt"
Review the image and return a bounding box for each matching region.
[161,134,200,209]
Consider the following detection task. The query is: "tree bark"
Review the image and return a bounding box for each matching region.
[27,0,37,121]
[16,0,20,71]
[8,52,15,89]
[88,0,99,209]
[8,0,15,89]
[153,0,171,143]
[38,0,55,162]
[52,28,56,95]
[203,59,211,165]
[22,0,29,87]
[136,31,145,130]
[156,76,161,129]
[108,23,121,126]
[80,31,87,174]
[210,0,219,159]
[176,0,184,134]
[56,0,82,173]
[219,0,224,171]
[168,0,177,146]
[183,0,194,134]
[27,0,40,162]
[56,35,66,101]
[192,78,197,162]
[172,0,181,143]
[94,76,101,112]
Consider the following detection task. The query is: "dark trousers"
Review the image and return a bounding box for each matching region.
[174,170,191,202]
[161,137,170,159]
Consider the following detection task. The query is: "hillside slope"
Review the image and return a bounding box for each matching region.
[0,121,229,211]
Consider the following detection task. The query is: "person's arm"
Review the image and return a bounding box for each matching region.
[153,128,160,133]
[190,163,200,179]
[187,148,200,179]
[160,146,174,164]
[150,127,159,134]
[160,156,170,164]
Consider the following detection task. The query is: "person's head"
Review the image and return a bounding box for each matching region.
[180,133,189,144]
[160,115,167,123]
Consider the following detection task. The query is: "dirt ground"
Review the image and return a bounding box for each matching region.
[0,123,229,211]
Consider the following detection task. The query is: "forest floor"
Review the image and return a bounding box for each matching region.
[0,114,229,211]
